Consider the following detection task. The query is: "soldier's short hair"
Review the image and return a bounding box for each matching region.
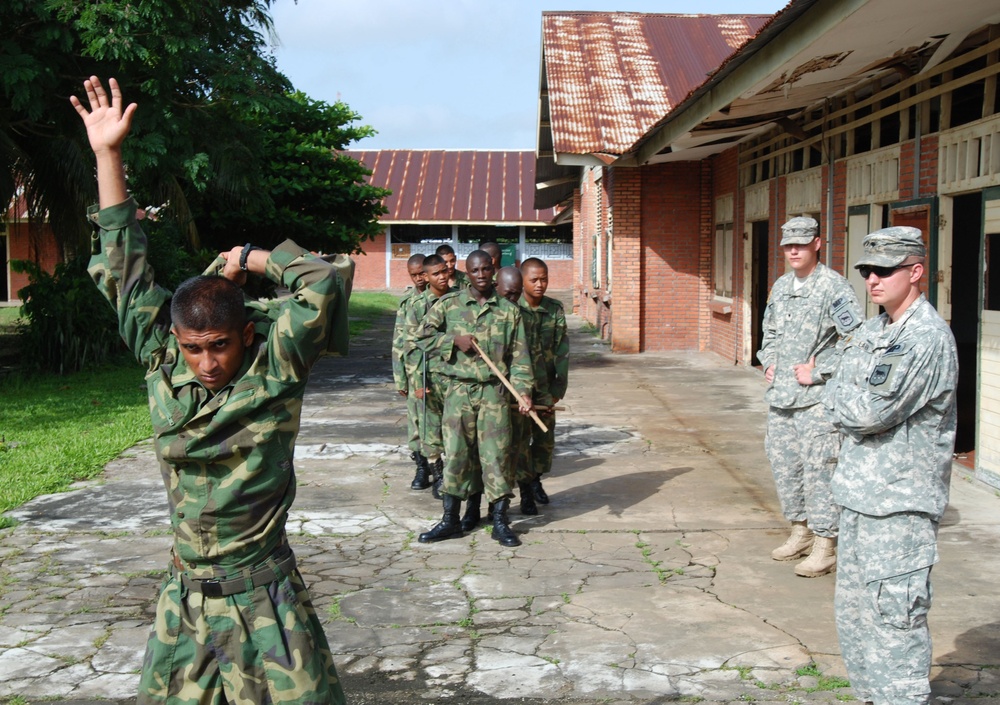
[422,254,445,269]
[171,276,246,332]
[407,253,426,267]
[466,249,492,268]
[480,241,501,257]
[435,244,456,256]
[521,257,547,272]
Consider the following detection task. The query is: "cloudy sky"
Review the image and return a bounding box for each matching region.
[268,0,787,150]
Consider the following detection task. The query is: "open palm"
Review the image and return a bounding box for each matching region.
[70,76,137,154]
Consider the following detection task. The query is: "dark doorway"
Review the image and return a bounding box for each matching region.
[750,220,769,365]
[951,192,981,454]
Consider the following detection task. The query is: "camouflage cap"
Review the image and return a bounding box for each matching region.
[853,226,926,269]
[779,216,819,245]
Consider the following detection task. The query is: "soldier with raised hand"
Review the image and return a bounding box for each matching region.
[73,76,349,704]
[518,258,569,511]
[402,253,454,497]
[394,253,432,489]
[416,251,534,547]
[757,216,864,578]
[826,227,957,705]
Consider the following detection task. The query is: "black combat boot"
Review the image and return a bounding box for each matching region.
[410,454,431,490]
[518,482,538,515]
[430,458,443,499]
[531,477,550,504]
[460,492,482,532]
[418,495,463,543]
[491,498,521,547]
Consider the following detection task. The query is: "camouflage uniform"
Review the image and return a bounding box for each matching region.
[403,287,454,458]
[513,296,569,483]
[452,269,470,289]
[88,198,348,705]
[757,262,863,538]
[826,294,957,704]
[393,287,428,456]
[417,289,533,502]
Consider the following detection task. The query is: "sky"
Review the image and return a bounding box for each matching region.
[268,0,788,151]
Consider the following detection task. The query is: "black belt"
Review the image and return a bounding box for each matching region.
[173,551,297,598]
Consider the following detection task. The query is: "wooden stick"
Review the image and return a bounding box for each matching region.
[470,339,548,432]
[510,404,565,412]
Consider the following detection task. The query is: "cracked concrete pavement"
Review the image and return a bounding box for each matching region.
[2,293,1000,704]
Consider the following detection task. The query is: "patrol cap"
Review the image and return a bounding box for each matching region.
[779,217,819,246]
[853,226,926,269]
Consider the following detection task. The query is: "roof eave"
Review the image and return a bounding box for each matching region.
[631,0,867,165]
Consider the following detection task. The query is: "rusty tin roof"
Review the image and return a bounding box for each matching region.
[541,12,772,158]
[345,150,557,225]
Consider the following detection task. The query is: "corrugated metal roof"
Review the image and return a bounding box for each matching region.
[344,150,557,225]
[541,12,772,157]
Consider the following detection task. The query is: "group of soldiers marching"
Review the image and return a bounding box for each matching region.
[392,243,569,548]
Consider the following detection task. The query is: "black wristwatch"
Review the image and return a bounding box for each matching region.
[239,243,261,272]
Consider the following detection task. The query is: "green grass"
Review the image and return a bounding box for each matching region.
[349,292,399,335]
[0,361,152,517]
[0,306,23,329]
[0,292,397,520]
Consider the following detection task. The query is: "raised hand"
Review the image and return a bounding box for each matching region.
[70,76,137,156]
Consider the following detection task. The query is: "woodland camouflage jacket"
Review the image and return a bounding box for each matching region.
[88,197,350,579]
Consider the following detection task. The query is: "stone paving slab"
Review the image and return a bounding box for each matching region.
[2,304,1000,704]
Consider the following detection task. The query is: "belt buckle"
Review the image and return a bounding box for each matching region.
[199,579,224,598]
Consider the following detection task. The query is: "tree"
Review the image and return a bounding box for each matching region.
[198,91,390,255]
[2,0,387,257]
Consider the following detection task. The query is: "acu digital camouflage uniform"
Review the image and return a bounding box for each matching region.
[88,198,349,705]
[403,286,454,458]
[417,288,533,502]
[826,293,957,705]
[757,261,863,538]
[393,287,429,456]
[512,295,569,484]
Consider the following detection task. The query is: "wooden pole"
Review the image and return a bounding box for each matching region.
[470,339,548,432]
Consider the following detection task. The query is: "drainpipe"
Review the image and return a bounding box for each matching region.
[913,99,922,198]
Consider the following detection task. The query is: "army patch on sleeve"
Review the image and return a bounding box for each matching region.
[868,363,891,387]
[830,297,859,331]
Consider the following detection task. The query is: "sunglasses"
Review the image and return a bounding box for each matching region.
[858,263,917,279]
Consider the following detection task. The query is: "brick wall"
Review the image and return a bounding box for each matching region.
[827,161,849,273]
[612,168,642,352]
[353,231,389,290]
[351,229,576,291]
[6,222,62,303]
[636,162,702,351]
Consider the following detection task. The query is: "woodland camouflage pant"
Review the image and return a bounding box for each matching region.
[138,556,344,705]
[406,372,445,458]
[511,409,556,484]
[440,380,514,503]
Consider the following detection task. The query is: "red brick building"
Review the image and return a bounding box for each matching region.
[536,0,1000,485]
[345,150,572,290]
[2,196,62,305]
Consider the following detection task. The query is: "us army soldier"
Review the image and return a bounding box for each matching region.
[757,217,863,577]
[74,77,349,704]
[826,227,957,705]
